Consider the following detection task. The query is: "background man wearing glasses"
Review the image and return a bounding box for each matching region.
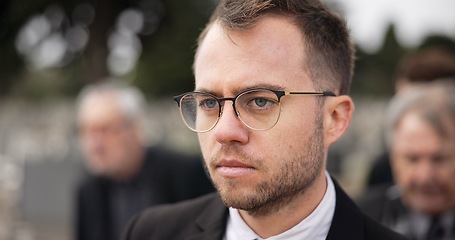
[75,81,213,240]
[357,80,455,240]
[121,0,407,239]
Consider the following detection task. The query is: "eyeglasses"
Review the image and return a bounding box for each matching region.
[173,88,336,132]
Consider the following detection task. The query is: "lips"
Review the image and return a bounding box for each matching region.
[215,159,256,178]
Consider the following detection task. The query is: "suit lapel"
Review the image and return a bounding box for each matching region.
[326,178,365,240]
[186,193,229,240]
[180,178,367,240]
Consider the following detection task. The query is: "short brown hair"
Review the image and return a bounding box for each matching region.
[196,0,355,95]
[395,47,455,84]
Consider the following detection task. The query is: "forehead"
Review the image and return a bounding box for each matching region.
[393,112,455,152]
[194,15,311,93]
[79,94,124,125]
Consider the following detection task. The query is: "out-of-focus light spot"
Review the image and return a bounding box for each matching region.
[15,15,51,54]
[141,10,160,35]
[107,31,142,76]
[117,8,144,34]
[107,45,138,76]
[106,7,148,76]
[30,33,67,69]
[66,25,89,52]
[137,0,165,35]
[138,0,165,18]
[44,4,65,30]
[72,3,95,26]
[107,31,141,54]
[15,4,91,69]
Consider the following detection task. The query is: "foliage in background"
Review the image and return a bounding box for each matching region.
[135,0,215,97]
[0,0,454,100]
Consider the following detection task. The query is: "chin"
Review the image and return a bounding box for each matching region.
[409,198,448,216]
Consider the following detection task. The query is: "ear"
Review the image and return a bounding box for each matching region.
[323,95,354,148]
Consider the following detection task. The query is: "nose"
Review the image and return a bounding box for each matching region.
[213,102,249,145]
[81,129,106,148]
[413,160,435,184]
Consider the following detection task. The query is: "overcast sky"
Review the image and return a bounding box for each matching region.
[329,0,455,53]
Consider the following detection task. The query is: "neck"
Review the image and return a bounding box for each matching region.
[239,171,328,238]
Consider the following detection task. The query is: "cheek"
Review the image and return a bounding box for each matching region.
[280,101,315,124]
[276,107,316,141]
[198,134,209,148]
[391,158,412,184]
[116,131,136,146]
[198,134,214,161]
[436,168,455,187]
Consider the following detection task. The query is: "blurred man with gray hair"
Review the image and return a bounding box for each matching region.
[75,80,213,240]
[358,79,455,240]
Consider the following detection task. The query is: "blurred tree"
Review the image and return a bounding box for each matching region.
[419,35,455,55]
[83,0,123,83]
[351,24,409,97]
[0,0,23,98]
[0,0,104,99]
[135,0,215,97]
[1,0,216,100]
[0,0,453,100]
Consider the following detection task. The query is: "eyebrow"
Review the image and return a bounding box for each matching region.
[195,83,287,97]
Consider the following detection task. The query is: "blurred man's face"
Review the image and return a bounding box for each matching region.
[391,112,455,215]
[78,94,142,178]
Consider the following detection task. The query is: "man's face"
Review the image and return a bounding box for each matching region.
[78,95,142,177]
[193,16,327,215]
[391,112,455,215]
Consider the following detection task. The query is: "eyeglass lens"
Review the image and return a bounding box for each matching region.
[179,89,281,132]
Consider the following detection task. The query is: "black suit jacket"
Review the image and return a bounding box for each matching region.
[122,178,408,240]
[356,184,455,239]
[75,146,214,240]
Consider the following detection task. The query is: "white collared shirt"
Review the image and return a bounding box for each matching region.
[224,171,336,240]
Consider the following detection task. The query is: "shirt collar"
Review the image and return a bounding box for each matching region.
[224,171,336,240]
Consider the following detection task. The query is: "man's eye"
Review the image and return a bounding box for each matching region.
[253,98,270,107]
[432,154,452,165]
[405,155,419,163]
[200,99,217,109]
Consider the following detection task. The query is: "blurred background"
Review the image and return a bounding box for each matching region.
[0,0,454,239]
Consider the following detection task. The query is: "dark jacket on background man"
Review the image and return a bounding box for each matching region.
[357,184,455,240]
[76,146,214,240]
